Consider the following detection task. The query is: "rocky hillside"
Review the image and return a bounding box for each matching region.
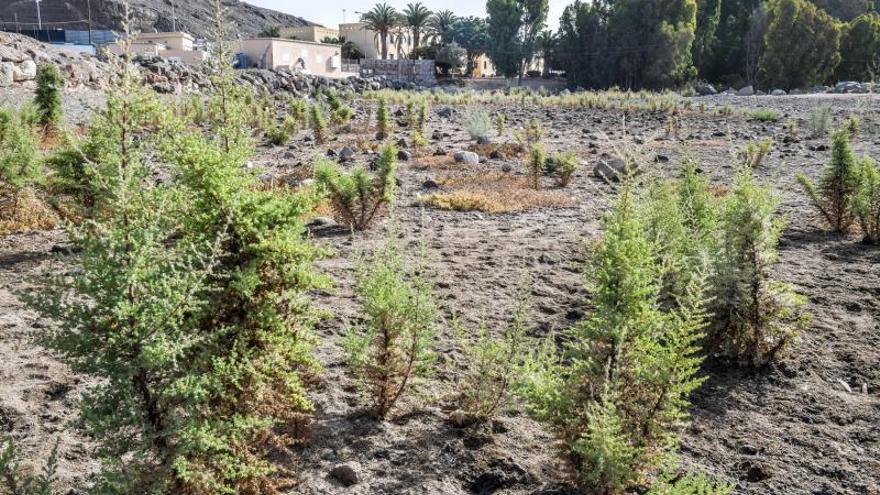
[0,0,313,38]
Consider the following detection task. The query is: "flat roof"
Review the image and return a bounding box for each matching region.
[137,32,194,40]
[244,37,341,48]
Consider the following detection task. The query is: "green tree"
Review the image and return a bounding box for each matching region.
[760,0,841,89]
[693,0,722,75]
[322,36,366,60]
[0,107,41,195]
[429,10,459,44]
[556,0,612,88]
[797,130,862,232]
[34,64,63,129]
[452,16,490,74]
[361,3,401,60]
[837,14,880,81]
[403,2,433,56]
[258,24,280,37]
[486,0,549,80]
[609,0,699,89]
[435,42,468,74]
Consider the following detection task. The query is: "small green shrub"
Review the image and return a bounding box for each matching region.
[495,113,506,137]
[712,168,809,366]
[0,107,41,194]
[797,130,861,232]
[647,468,733,495]
[313,144,398,230]
[310,104,327,144]
[376,98,390,139]
[452,289,530,425]
[552,150,578,187]
[739,139,773,168]
[1,437,59,495]
[462,110,492,143]
[519,183,711,493]
[853,158,880,244]
[34,64,63,129]
[344,240,438,418]
[527,143,546,190]
[810,106,832,138]
[266,123,290,145]
[749,108,780,122]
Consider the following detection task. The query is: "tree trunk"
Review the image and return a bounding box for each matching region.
[381,33,388,59]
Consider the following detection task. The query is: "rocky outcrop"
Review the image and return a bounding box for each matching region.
[0,32,109,88]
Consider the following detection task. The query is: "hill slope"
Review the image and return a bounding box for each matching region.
[0,0,313,38]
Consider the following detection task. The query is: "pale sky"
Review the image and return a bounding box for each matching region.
[246,0,569,31]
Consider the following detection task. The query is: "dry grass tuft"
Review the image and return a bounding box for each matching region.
[0,188,60,235]
[420,172,576,213]
[412,154,462,170]
[467,142,525,159]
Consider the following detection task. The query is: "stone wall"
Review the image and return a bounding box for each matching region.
[359,59,436,87]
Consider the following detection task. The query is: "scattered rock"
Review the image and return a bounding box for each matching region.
[339,146,356,162]
[422,179,439,189]
[696,83,717,96]
[329,462,360,486]
[397,149,411,161]
[737,85,755,97]
[593,157,632,183]
[0,62,13,87]
[454,151,480,164]
[771,89,787,96]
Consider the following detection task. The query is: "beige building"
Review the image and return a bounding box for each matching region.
[339,22,411,60]
[237,38,355,78]
[102,32,209,64]
[280,25,339,42]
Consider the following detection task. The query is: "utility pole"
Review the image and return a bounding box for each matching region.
[87,0,92,45]
[35,0,42,31]
[172,0,177,31]
[343,8,347,24]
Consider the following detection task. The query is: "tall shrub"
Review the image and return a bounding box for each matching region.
[797,130,861,232]
[34,64,63,129]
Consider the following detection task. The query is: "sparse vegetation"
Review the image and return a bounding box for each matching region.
[526,143,546,189]
[313,144,398,230]
[853,158,880,244]
[712,168,809,366]
[739,139,773,168]
[462,109,492,143]
[810,106,832,138]
[552,150,578,187]
[344,239,438,419]
[376,98,390,139]
[749,108,780,122]
[797,130,861,232]
[310,103,328,144]
[34,64,63,129]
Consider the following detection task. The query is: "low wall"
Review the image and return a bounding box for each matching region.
[359,59,436,87]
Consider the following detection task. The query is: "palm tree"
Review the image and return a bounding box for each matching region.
[429,10,458,45]
[403,2,432,57]
[360,3,400,60]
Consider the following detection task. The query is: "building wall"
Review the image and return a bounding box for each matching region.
[472,53,496,78]
[360,59,436,86]
[339,22,410,60]
[136,32,193,51]
[280,26,339,42]
[238,38,354,78]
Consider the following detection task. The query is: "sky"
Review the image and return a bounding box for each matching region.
[246,0,569,31]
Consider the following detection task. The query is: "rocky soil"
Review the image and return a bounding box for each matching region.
[0,87,879,494]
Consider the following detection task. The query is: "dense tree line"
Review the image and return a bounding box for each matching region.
[551,0,880,90]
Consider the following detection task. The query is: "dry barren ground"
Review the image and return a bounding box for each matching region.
[1,87,878,494]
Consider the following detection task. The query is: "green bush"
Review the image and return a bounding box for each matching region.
[552,150,579,187]
[797,130,861,232]
[0,107,41,194]
[313,144,398,230]
[344,240,438,418]
[376,98,390,139]
[24,10,326,493]
[310,104,328,144]
[749,109,780,122]
[712,168,809,366]
[1,437,59,495]
[519,183,711,493]
[266,123,290,145]
[34,64,63,128]
[462,110,492,142]
[527,143,546,189]
[853,158,880,243]
[452,288,530,425]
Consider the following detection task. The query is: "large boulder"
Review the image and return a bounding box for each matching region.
[834,81,868,94]
[696,83,717,96]
[736,85,755,96]
[593,157,634,183]
[771,89,787,96]
[453,151,479,164]
[0,62,14,87]
[12,60,36,81]
[0,45,27,63]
